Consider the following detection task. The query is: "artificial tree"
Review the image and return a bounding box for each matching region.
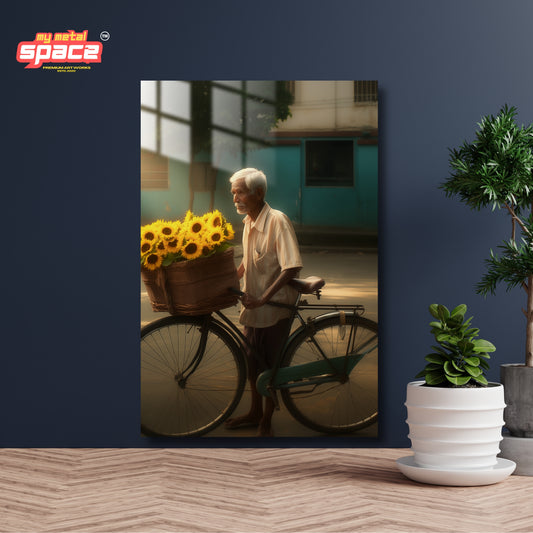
[442,105,533,368]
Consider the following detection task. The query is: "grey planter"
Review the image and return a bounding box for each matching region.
[499,364,533,476]
[501,364,533,437]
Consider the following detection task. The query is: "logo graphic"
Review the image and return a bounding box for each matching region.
[16,30,104,70]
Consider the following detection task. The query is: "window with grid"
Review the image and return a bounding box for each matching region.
[354,80,378,103]
[305,140,354,187]
[141,80,191,189]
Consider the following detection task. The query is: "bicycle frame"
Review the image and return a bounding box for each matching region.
[208,294,373,405]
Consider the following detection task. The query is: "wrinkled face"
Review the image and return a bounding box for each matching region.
[230,178,264,217]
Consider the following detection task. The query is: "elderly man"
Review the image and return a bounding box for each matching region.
[226,168,302,437]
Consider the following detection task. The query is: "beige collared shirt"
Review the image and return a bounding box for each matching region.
[240,203,303,328]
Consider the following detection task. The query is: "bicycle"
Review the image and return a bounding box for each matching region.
[140,276,378,437]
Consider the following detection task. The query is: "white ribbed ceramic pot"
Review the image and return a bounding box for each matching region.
[406,381,506,470]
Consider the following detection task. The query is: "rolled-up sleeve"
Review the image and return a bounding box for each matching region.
[276,219,303,272]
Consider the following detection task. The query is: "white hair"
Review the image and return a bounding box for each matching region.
[229,168,267,194]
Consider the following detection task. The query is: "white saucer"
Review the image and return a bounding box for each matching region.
[396,455,516,486]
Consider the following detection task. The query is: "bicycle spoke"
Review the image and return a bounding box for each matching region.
[141,316,246,437]
[281,314,378,434]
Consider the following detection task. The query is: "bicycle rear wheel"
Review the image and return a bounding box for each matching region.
[141,315,246,437]
[280,313,378,434]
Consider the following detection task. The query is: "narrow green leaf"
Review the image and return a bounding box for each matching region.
[464,356,480,366]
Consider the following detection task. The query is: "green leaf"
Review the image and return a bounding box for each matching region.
[437,305,450,321]
[472,339,496,353]
[444,361,464,377]
[429,304,440,319]
[445,374,471,386]
[425,353,446,364]
[464,356,480,366]
[451,304,467,317]
[465,365,483,377]
[429,321,443,329]
[479,358,491,370]
[473,374,489,386]
[436,333,455,344]
[464,328,480,338]
[425,372,446,386]
[451,360,463,372]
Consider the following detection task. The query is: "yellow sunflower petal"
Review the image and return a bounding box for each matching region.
[159,222,174,239]
[206,227,224,246]
[181,238,203,260]
[224,222,235,240]
[165,237,182,253]
[143,252,163,270]
[141,225,158,242]
[141,239,153,256]
[188,216,206,236]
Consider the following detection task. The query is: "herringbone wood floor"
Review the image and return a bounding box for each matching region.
[1,448,532,533]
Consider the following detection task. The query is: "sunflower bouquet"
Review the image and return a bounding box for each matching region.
[141,210,239,315]
[141,209,235,271]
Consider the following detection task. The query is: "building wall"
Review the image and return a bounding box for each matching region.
[141,80,378,232]
[277,80,378,133]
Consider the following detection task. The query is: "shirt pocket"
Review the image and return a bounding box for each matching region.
[253,249,266,272]
[253,248,276,275]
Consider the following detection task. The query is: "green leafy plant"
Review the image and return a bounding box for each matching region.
[443,105,533,367]
[416,304,496,387]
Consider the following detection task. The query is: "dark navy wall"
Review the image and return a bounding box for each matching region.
[4,0,533,447]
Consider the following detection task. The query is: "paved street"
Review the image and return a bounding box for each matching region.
[141,246,378,439]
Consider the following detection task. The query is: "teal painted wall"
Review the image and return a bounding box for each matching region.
[141,137,378,231]
[300,141,377,229]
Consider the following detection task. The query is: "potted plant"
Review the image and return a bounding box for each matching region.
[442,105,533,475]
[397,304,516,486]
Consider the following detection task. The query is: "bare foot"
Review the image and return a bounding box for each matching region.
[224,414,262,429]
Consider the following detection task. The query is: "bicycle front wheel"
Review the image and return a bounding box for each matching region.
[280,313,378,434]
[141,315,246,437]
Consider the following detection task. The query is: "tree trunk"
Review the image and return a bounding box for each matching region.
[527,274,533,367]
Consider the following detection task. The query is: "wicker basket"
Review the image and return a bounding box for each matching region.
[141,248,240,316]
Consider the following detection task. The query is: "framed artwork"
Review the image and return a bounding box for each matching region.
[140,80,378,439]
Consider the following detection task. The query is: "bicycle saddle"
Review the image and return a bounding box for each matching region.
[289,276,325,294]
